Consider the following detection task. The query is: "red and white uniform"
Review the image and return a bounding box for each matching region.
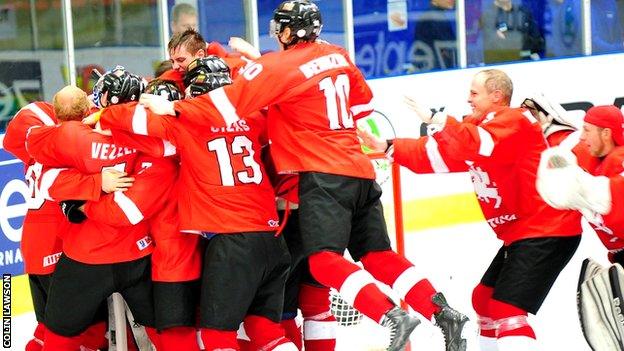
[393,107,582,245]
[98,102,278,233]
[84,154,201,281]
[25,121,152,264]
[158,41,248,92]
[584,147,624,255]
[3,103,102,274]
[262,145,299,206]
[174,41,375,179]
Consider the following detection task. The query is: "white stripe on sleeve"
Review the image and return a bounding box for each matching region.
[25,103,55,126]
[113,191,144,225]
[132,105,148,135]
[39,168,66,200]
[522,110,537,124]
[477,126,495,157]
[425,137,449,173]
[209,87,240,126]
[350,102,374,116]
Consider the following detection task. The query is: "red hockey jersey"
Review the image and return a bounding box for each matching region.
[393,107,581,245]
[84,154,201,281]
[4,103,101,274]
[262,145,299,205]
[585,147,624,255]
[99,102,279,233]
[26,121,152,264]
[173,41,376,179]
[4,102,56,164]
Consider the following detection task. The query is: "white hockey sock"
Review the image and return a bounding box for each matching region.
[497,335,537,351]
[479,335,499,351]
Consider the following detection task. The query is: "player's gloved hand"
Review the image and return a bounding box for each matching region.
[139,94,175,116]
[404,95,447,126]
[60,200,87,224]
[228,36,261,59]
[537,146,581,209]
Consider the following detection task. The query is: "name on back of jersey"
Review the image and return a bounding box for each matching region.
[299,53,349,79]
[210,119,250,134]
[91,142,137,160]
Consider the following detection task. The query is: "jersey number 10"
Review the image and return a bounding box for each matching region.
[319,74,354,130]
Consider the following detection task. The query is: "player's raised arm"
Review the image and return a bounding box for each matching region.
[174,54,288,127]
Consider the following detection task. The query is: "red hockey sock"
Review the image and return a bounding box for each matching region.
[25,323,46,351]
[200,328,239,351]
[244,315,288,349]
[281,319,303,350]
[237,322,253,351]
[299,284,336,351]
[79,321,108,350]
[238,339,252,351]
[488,299,536,339]
[472,283,496,338]
[361,250,438,319]
[160,327,200,351]
[42,328,81,351]
[309,251,394,323]
[144,326,164,351]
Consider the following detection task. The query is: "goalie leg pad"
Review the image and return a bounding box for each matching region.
[578,263,624,351]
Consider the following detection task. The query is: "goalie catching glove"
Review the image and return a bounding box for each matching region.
[537,146,611,215]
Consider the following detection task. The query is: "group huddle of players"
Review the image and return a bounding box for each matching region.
[6,1,478,351]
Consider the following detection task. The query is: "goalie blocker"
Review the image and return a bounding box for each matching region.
[577,258,624,350]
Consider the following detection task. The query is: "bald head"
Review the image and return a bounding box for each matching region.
[476,69,513,104]
[53,85,89,122]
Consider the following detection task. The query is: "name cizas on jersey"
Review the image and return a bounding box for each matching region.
[210,119,250,134]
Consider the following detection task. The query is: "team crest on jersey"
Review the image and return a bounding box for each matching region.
[468,165,502,208]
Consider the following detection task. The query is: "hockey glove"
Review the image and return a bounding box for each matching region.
[60,200,87,224]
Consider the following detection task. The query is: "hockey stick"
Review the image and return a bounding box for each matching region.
[109,293,128,351]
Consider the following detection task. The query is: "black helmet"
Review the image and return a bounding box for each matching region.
[145,79,183,101]
[93,66,146,107]
[270,1,322,44]
[184,56,230,87]
[186,72,233,98]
